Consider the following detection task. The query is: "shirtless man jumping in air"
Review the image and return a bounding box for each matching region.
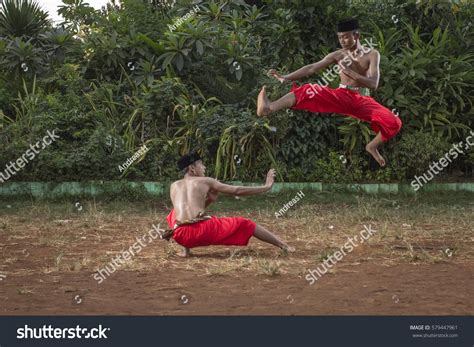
[164,152,294,257]
[257,18,402,167]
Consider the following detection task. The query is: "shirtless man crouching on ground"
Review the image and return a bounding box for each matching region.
[163,151,294,257]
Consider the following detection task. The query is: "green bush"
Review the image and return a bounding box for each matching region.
[394,132,451,177]
[0,0,472,183]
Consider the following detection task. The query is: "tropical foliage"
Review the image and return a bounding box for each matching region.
[0,0,472,183]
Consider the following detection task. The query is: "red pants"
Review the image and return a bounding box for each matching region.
[166,210,256,248]
[290,84,402,142]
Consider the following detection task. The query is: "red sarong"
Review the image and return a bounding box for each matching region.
[290,84,402,142]
[166,209,256,248]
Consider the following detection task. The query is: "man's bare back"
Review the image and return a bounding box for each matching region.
[170,158,277,223]
[167,155,294,256]
[170,177,213,222]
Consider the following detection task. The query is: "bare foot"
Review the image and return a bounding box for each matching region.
[178,247,191,257]
[366,146,386,167]
[257,86,271,117]
[376,149,386,167]
[280,244,295,253]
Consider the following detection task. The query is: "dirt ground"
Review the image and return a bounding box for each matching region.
[0,192,473,315]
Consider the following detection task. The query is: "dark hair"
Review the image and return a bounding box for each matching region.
[181,160,201,176]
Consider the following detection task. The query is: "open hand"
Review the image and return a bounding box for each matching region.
[267,69,287,83]
[265,168,276,188]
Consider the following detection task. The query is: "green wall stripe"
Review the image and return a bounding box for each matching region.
[0,182,473,198]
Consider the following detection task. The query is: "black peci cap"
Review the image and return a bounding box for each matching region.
[337,18,359,32]
[177,151,202,171]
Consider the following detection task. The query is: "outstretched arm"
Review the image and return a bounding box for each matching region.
[340,50,380,89]
[207,169,276,196]
[269,53,337,82]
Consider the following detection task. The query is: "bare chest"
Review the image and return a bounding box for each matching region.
[336,50,371,76]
